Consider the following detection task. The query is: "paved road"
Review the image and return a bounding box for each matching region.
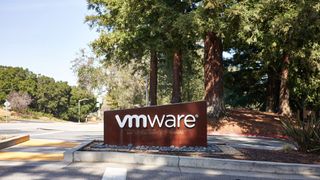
[0,120,102,162]
[0,120,304,180]
[0,161,316,180]
[0,120,103,142]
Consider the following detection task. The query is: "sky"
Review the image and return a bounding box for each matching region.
[0,0,98,86]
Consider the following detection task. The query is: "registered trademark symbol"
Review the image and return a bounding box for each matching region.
[195,114,199,118]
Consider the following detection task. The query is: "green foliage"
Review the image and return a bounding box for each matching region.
[86,0,168,63]
[71,49,105,93]
[290,46,320,113]
[85,0,208,107]
[282,117,320,153]
[0,66,97,121]
[103,63,146,109]
[181,50,204,102]
[71,46,205,109]
[222,0,320,113]
[33,76,71,117]
[0,66,37,103]
[224,47,267,109]
[66,87,97,122]
[83,0,320,114]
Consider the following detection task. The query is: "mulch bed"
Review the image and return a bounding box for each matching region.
[204,148,320,165]
[207,108,285,138]
[237,148,320,164]
[205,108,320,164]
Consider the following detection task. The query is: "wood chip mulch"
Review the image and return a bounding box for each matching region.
[204,148,320,165]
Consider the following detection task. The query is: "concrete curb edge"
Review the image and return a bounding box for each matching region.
[0,135,30,150]
[64,141,320,176]
[63,140,93,162]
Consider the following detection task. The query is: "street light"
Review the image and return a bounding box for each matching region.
[78,98,89,123]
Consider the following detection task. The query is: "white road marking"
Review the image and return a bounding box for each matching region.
[102,167,127,180]
[32,131,62,136]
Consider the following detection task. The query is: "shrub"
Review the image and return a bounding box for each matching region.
[281,143,296,152]
[282,117,320,153]
[7,91,32,112]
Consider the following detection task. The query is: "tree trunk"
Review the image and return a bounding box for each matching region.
[266,66,276,112]
[274,74,281,113]
[171,50,182,103]
[279,53,292,117]
[149,50,158,105]
[204,32,225,119]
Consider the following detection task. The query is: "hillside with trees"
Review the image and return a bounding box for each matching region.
[0,66,97,121]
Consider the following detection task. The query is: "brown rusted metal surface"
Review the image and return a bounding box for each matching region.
[104,101,207,147]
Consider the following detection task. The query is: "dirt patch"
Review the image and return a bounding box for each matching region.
[191,149,320,165]
[237,148,320,164]
[0,107,64,122]
[208,108,285,138]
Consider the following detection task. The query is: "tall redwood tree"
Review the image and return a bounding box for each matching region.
[204,32,225,119]
[171,50,183,103]
[279,52,292,116]
[266,65,279,112]
[149,50,158,105]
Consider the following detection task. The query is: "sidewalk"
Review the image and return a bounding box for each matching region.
[0,161,318,180]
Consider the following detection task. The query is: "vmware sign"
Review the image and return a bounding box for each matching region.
[104,101,207,147]
[115,114,198,128]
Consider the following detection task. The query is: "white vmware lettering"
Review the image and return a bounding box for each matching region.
[115,114,197,128]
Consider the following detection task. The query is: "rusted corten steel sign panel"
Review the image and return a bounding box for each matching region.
[104,101,207,147]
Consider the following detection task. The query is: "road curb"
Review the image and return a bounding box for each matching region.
[64,140,320,176]
[0,135,30,150]
[63,140,93,162]
[74,151,179,166]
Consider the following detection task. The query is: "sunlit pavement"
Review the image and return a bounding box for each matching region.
[0,120,102,163]
[0,161,317,180]
[0,139,79,161]
[0,119,104,142]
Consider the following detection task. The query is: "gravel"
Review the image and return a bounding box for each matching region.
[83,141,221,153]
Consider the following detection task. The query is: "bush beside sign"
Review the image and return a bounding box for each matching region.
[104,101,207,147]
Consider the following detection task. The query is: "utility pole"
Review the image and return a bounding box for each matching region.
[78,98,89,123]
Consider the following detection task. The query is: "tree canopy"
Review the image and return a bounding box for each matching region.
[82,0,320,119]
[0,66,97,121]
